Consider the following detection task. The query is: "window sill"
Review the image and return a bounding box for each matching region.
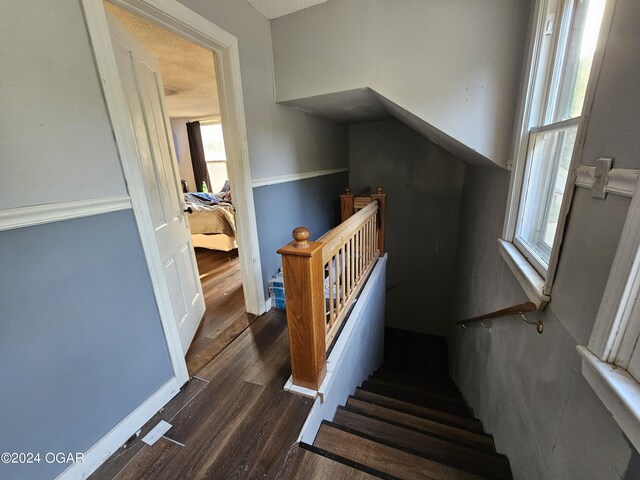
[497,239,550,308]
[577,346,640,452]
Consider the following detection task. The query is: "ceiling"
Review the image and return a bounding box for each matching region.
[282,88,493,167]
[105,2,220,119]
[245,0,330,19]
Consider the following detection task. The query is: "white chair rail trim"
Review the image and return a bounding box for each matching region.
[575,166,639,198]
[0,196,132,232]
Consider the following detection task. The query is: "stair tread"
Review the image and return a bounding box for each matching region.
[333,409,511,480]
[353,389,484,433]
[379,365,457,386]
[361,381,474,417]
[367,376,467,404]
[374,369,463,395]
[280,445,378,479]
[345,398,495,452]
[314,422,489,480]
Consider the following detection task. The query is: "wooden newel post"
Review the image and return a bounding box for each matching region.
[277,227,327,390]
[371,186,387,253]
[340,187,354,222]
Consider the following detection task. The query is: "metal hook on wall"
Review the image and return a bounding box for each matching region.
[520,313,544,334]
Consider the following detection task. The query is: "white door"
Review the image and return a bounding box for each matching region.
[108,14,205,355]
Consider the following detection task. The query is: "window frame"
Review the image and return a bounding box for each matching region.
[579,179,640,452]
[199,119,229,192]
[502,0,611,306]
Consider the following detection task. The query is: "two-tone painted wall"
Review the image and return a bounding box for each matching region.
[178,0,350,288]
[1,0,350,478]
[450,1,640,477]
[0,2,174,479]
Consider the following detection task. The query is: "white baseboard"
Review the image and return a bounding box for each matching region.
[55,377,181,480]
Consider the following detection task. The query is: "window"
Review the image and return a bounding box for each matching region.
[200,121,228,192]
[502,0,607,300]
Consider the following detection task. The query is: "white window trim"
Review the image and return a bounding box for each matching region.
[501,0,616,307]
[579,177,640,452]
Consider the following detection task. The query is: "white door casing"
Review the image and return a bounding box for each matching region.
[108,13,205,354]
[70,1,267,475]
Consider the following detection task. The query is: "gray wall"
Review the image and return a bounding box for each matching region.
[0,212,174,480]
[349,120,465,336]
[254,172,348,286]
[271,0,531,166]
[450,1,640,477]
[178,0,349,180]
[177,0,349,286]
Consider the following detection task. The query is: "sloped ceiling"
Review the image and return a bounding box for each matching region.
[245,0,330,19]
[281,88,494,167]
[105,2,220,119]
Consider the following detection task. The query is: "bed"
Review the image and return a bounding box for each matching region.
[184,192,237,251]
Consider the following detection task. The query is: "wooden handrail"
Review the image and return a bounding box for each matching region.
[340,186,387,254]
[278,186,386,390]
[319,201,377,264]
[456,301,543,334]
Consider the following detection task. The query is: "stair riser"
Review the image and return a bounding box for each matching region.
[367,376,467,405]
[361,381,474,417]
[333,410,511,480]
[314,423,487,480]
[344,399,495,452]
[353,389,484,433]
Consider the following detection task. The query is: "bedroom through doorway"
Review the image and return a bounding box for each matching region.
[105,2,256,375]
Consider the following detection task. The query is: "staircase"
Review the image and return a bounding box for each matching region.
[284,365,512,479]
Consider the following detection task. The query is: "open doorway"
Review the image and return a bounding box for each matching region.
[105,2,257,375]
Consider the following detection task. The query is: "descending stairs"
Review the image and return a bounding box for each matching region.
[285,366,512,479]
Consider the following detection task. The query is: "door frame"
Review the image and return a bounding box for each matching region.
[80,0,266,383]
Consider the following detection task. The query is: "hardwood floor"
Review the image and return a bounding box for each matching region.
[90,249,311,479]
[90,308,311,479]
[186,248,256,376]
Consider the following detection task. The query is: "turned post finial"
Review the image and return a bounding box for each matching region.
[345,187,352,194]
[292,227,310,248]
[376,186,383,194]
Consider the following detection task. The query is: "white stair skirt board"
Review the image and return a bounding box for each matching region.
[55,377,181,480]
[287,255,387,444]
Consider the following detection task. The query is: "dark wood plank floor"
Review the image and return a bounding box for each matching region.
[90,250,311,479]
[186,248,256,376]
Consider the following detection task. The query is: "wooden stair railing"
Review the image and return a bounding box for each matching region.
[456,301,543,333]
[278,187,386,390]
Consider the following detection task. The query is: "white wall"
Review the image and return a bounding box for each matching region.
[450,1,640,477]
[271,0,531,167]
[178,0,349,180]
[170,117,196,191]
